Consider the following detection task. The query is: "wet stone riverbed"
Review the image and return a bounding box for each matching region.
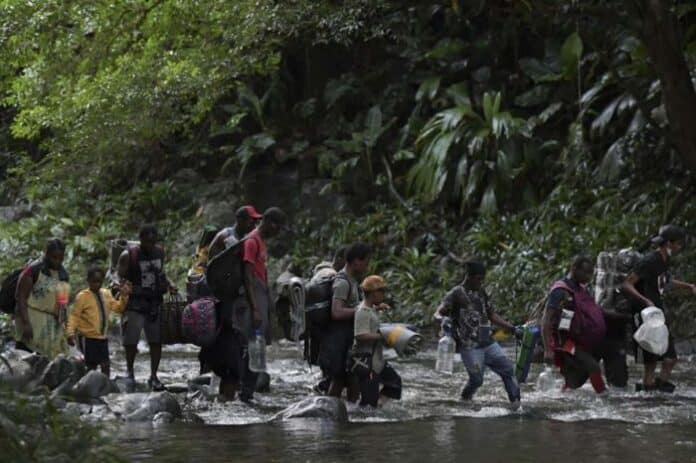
[106,340,696,462]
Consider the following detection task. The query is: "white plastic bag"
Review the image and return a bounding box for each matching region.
[633,306,669,355]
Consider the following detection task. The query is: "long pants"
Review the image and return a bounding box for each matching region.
[460,342,520,402]
[597,337,628,388]
[240,345,258,400]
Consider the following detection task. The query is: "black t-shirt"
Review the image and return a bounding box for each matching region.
[632,250,671,315]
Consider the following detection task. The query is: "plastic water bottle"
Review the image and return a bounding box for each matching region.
[536,365,557,392]
[248,329,267,373]
[435,333,455,373]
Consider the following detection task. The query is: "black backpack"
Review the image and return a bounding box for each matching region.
[304,273,356,329]
[206,237,248,301]
[0,268,24,314]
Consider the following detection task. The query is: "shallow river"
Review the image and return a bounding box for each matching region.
[111,341,696,462]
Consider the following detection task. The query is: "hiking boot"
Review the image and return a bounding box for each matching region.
[124,375,136,393]
[655,378,676,393]
[148,376,167,392]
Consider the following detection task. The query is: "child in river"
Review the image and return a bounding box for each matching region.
[351,275,402,407]
[66,266,131,377]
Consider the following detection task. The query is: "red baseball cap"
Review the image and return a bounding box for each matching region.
[236,205,262,220]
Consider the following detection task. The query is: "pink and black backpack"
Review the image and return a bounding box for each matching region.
[181,297,219,347]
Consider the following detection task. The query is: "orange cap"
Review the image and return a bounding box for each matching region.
[361,275,387,292]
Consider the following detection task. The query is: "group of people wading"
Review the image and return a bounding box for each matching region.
[8,202,695,408]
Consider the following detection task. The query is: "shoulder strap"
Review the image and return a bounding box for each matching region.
[550,280,573,295]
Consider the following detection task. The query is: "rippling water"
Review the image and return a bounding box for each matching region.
[109,340,696,462]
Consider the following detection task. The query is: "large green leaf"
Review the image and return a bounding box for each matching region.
[519,58,562,83]
[416,77,442,102]
[365,105,383,146]
[479,183,498,215]
[560,32,583,78]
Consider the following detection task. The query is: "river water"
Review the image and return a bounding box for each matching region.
[111,341,696,462]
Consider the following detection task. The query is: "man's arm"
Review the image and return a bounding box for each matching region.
[671,279,696,295]
[621,272,654,307]
[541,289,564,364]
[243,262,262,328]
[489,311,515,333]
[331,297,356,321]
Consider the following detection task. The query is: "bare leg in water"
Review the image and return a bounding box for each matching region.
[643,361,657,386]
[659,358,677,382]
[328,377,360,402]
[149,343,162,379]
[125,345,138,377]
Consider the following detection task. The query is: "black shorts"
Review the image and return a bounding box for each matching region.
[198,326,243,382]
[640,333,677,363]
[80,337,110,366]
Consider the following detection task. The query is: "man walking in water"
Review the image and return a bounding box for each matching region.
[622,225,696,392]
[116,224,178,392]
[235,207,288,402]
[435,261,521,409]
[542,256,607,394]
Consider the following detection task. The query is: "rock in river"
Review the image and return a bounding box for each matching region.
[103,391,182,422]
[273,396,348,422]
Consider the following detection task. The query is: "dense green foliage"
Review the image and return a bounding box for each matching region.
[0,386,121,462]
[0,0,695,330]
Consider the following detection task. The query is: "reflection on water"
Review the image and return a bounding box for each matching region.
[109,341,696,462]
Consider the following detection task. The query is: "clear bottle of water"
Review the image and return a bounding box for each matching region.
[248,329,267,373]
[435,333,455,373]
[536,365,557,392]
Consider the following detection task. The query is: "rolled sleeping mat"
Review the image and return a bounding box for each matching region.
[380,323,424,357]
[515,324,541,383]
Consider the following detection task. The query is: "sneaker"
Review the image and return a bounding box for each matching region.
[124,375,136,393]
[148,376,167,392]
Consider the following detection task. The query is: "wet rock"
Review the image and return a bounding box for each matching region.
[112,375,147,393]
[71,371,112,399]
[104,392,182,422]
[0,349,35,390]
[152,412,175,424]
[20,352,50,380]
[63,402,92,416]
[273,396,348,422]
[166,383,190,394]
[190,374,212,386]
[40,355,84,390]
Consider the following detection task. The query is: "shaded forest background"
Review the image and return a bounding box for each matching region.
[0,0,695,332]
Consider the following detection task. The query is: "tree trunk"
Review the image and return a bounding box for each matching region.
[641,0,696,173]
